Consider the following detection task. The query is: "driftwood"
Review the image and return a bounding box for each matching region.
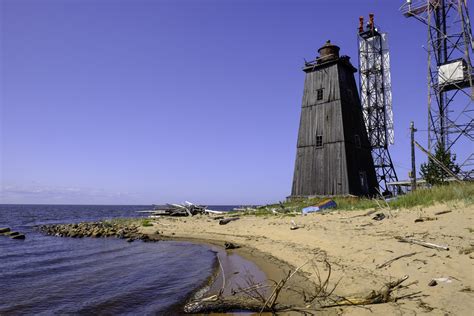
[434,210,452,216]
[184,257,419,314]
[414,217,437,223]
[322,275,413,307]
[183,296,284,313]
[376,252,418,269]
[144,202,224,217]
[346,209,377,219]
[219,217,240,225]
[395,236,449,251]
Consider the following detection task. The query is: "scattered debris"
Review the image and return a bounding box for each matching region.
[138,201,224,217]
[459,246,474,255]
[417,300,435,312]
[224,242,239,250]
[395,236,449,251]
[434,210,452,216]
[372,213,386,221]
[322,275,419,307]
[428,280,438,287]
[290,220,304,230]
[219,217,240,225]
[414,217,437,223]
[302,199,337,215]
[347,209,377,219]
[432,277,453,284]
[376,252,418,269]
[413,258,428,265]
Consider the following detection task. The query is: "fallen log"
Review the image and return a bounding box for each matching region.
[219,217,240,225]
[395,236,449,251]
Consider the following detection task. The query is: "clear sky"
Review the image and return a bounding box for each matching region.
[0,0,470,205]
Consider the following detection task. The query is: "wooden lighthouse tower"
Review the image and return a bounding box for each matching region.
[291,41,377,197]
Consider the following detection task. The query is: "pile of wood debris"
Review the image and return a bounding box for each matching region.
[138,201,223,217]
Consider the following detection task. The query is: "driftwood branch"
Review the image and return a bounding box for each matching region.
[184,256,417,314]
[259,260,309,314]
[346,209,377,219]
[322,275,410,307]
[376,252,418,269]
[434,210,452,216]
[395,236,449,251]
[183,297,281,313]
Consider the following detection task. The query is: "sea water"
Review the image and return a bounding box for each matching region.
[0,204,233,314]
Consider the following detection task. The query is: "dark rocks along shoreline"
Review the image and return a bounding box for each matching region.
[40,221,158,242]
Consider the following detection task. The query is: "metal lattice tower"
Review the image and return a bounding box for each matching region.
[401,0,474,180]
[358,15,399,195]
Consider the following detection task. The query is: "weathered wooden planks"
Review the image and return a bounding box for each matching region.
[291,52,377,197]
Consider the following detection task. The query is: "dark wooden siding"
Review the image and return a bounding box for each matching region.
[297,100,345,147]
[292,142,348,196]
[337,63,378,196]
[302,65,340,107]
[291,58,377,197]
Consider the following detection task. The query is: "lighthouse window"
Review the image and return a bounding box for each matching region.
[316,89,323,100]
[315,135,323,147]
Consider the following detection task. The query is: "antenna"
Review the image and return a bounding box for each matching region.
[358,14,399,195]
[400,0,474,180]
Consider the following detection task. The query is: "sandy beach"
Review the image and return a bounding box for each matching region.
[141,202,474,315]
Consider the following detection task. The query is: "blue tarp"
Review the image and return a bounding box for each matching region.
[302,199,337,215]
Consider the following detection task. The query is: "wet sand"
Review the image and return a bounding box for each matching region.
[158,236,316,314]
[142,202,474,315]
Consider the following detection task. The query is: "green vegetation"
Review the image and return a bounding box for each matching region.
[141,219,154,227]
[237,182,474,216]
[420,143,460,185]
[389,182,473,209]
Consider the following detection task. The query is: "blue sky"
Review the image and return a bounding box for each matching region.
[0,0,470,204]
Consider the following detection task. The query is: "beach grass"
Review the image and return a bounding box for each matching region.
[240,182,474,215]
[388,182,473,209]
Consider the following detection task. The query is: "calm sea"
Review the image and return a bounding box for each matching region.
[0,204,236,315]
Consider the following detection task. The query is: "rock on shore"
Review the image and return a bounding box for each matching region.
[40,221,156,242]
[0,227,26,239]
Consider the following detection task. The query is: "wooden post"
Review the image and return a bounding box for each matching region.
[410,121,417,191]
